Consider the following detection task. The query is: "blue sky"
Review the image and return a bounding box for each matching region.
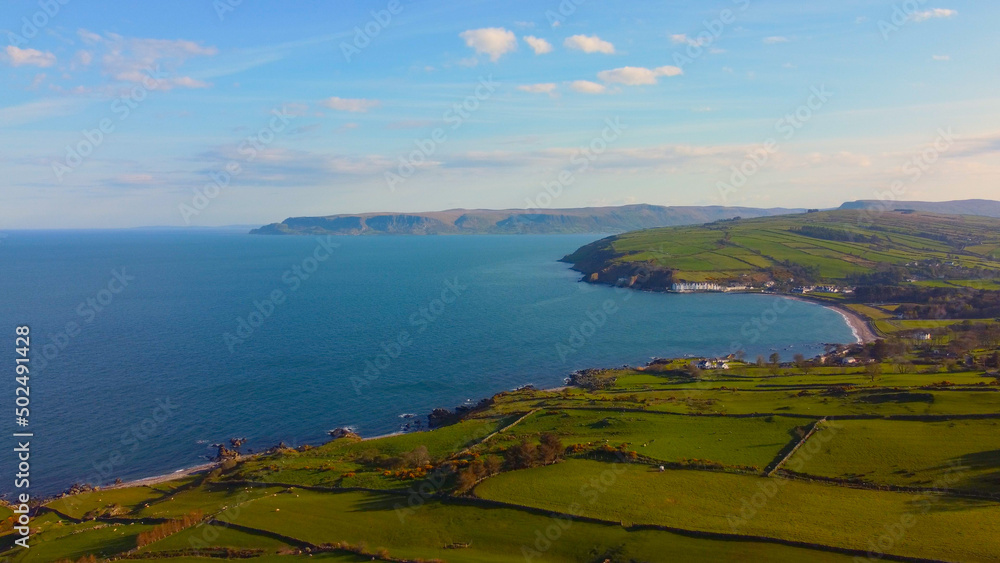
[1,0,997,228]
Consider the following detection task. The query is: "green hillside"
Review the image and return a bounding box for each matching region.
[563,210,1000,285]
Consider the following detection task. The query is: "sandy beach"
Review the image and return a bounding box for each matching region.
[106,462,220,490]
[827,304,879,344]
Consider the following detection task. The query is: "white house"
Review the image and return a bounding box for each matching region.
[671,282,723,293]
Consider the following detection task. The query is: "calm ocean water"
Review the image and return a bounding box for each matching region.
[0,230,854,495]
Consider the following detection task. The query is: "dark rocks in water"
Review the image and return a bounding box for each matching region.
[427,398,494,429]
[229,437,247,450]
[427,408,456,429]
[212,443,240,461]
[63,482,97,496]
[328,428,361,441]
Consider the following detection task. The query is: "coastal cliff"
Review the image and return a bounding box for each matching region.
[249,204,803,236]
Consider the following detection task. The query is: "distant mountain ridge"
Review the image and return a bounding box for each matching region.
[250,204,805,235]
[839,199,1000,218]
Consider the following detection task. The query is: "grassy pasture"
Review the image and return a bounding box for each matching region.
[475,459,1000,563]
[785,418,1000,493]
[494,409,806,469]
[237,488,857,563]
[44,485,165,520]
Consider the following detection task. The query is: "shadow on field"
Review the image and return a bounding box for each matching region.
[351,493,405,512]
[935,449,1000,497]
[913,494,1000,513]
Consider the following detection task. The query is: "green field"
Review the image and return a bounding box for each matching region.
[475,459,1000,562]
[785,418,1000,493]
[494,409,806,469]
[564,209,1000,284]
[5,355,998,563]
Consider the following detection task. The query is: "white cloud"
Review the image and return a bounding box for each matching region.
[321,97,381,113]
[597,65,681,86]
[523,36,553,55]
[932,54,951,61]
[2,46,56,67]
[459,27,518,62]
[910,8,957,22]
[569,80,607,94]
[517,83,557,96]
[564,34,615,54]
[762,36,790,44]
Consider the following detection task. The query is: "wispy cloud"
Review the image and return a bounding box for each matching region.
[387,119,436,130]
[321,97,381,113]
[910,8,957,22]
[2,46,57,67]
[75,29,218,89]
[597,65,681,85]
[670,34,710,47]
[762,36,790,44]
[517,83,558,96]
[0,98,91,126]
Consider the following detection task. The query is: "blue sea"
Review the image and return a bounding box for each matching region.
[0,230,855,495]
